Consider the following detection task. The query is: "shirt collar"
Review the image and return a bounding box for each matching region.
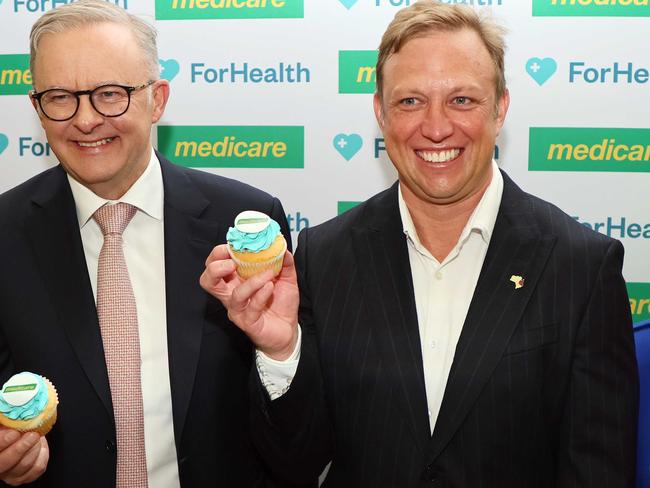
[67,148,164,228]
[399,160,503,251]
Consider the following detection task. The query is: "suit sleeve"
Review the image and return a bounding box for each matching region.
[250,228,333,486]
[556,239,639,487]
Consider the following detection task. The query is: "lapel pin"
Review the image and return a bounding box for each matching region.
[509,275,524,289]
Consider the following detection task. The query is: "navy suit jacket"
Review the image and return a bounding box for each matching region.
[0,153,290,487]
[251,172,639,487]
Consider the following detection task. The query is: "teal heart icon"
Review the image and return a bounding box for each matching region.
[339,0,358,8]
[526,57,557,86]
[159,59,180,82]
[333,133,362,161]
[0,134,8,155]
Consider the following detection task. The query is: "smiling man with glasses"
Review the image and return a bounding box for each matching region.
[0,1,292,487]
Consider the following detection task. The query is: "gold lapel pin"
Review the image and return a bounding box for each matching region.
[509,275,524,289]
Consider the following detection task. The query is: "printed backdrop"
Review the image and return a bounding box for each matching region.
[0,0,648,326]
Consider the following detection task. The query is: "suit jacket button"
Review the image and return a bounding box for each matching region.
[105,440,116,454]
[421,464,438,482]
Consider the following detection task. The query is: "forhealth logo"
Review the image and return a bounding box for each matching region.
[160,59,180,82]
[0,134,9,156]
[573,216,650,239]
[0,55,31,96]
[155,0,303,20]
[371,0,503,7]
[339,51,377,94]
[526,57,558,85]
[157,125,303,168]
[333,133,363,161]
[12,0,127,13]
[628,283,650,325]
[529,128,650,172]
[191,61,310,84]
[526,58,648,86]
[533,0,649,17]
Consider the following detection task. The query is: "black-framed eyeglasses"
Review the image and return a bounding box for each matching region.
[30,81,156,122]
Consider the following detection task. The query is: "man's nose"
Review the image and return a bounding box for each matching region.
[72,95,104,132]
[420,103,454,142]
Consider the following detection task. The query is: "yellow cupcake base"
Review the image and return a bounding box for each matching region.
[228,235,287,280]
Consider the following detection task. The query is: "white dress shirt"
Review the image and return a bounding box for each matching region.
[259,162,503,437]
[400,161,503,433]
[68,150,181,488]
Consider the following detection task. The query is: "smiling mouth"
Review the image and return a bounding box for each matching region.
[76,137,115,148]
[416,148,461,163]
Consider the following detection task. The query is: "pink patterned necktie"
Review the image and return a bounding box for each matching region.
[93,203,148,488]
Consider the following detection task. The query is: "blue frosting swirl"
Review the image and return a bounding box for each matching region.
[0,373,49,420]
[227,219,281,252]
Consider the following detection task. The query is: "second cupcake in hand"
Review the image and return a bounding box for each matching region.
[227,210,287,279]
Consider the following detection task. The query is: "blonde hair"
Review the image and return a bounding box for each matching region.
[30,0,159,82]
[376,0,507,101]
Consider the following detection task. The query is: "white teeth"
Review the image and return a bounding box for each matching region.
[78,137,113,148]
[417,148,461,163]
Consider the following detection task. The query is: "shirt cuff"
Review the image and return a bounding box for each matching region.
[256,326,302,401]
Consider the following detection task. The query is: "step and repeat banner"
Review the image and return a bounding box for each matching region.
[0,0,648,327]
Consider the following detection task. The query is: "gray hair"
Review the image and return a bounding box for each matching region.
[30,0,159,83]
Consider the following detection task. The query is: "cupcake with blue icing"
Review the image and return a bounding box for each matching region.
[0,372,58,435]
[227,210,287,279]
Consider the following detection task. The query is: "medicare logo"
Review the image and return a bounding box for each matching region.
[532,0,649,17]
[529,128,650,172]
[191,61,310,84]
[338,201,361,215]
[339,51,377,94]
[0,55,31,96]
[573,216,650,239]
[155,0,303,20]
[628,283,650,325]
[157,125,304,168]
[12,0,127,13]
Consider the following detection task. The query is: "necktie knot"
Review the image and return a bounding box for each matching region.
[93,202,137,236]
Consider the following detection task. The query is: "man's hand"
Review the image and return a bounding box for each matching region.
[200,244,299,360]
[0,428,49,486]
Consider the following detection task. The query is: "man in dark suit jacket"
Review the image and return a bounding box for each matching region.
[201,2,638,487]
[0,1,290,486]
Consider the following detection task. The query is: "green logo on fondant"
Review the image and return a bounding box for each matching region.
[3,384,37,393]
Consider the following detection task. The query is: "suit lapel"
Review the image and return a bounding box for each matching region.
[25,166,113,418]
[351,184,431,452]
[424,172,557,464]
[159,155,221,445]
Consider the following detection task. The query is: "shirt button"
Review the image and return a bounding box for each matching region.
[435,271,443,280]
[430,340,437,349]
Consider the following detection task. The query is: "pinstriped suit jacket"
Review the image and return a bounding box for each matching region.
[251,172,638,488]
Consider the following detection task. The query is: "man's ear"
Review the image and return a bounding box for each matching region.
[373,92,385,129]
[494,88,510,132]
[151,79,170,124]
